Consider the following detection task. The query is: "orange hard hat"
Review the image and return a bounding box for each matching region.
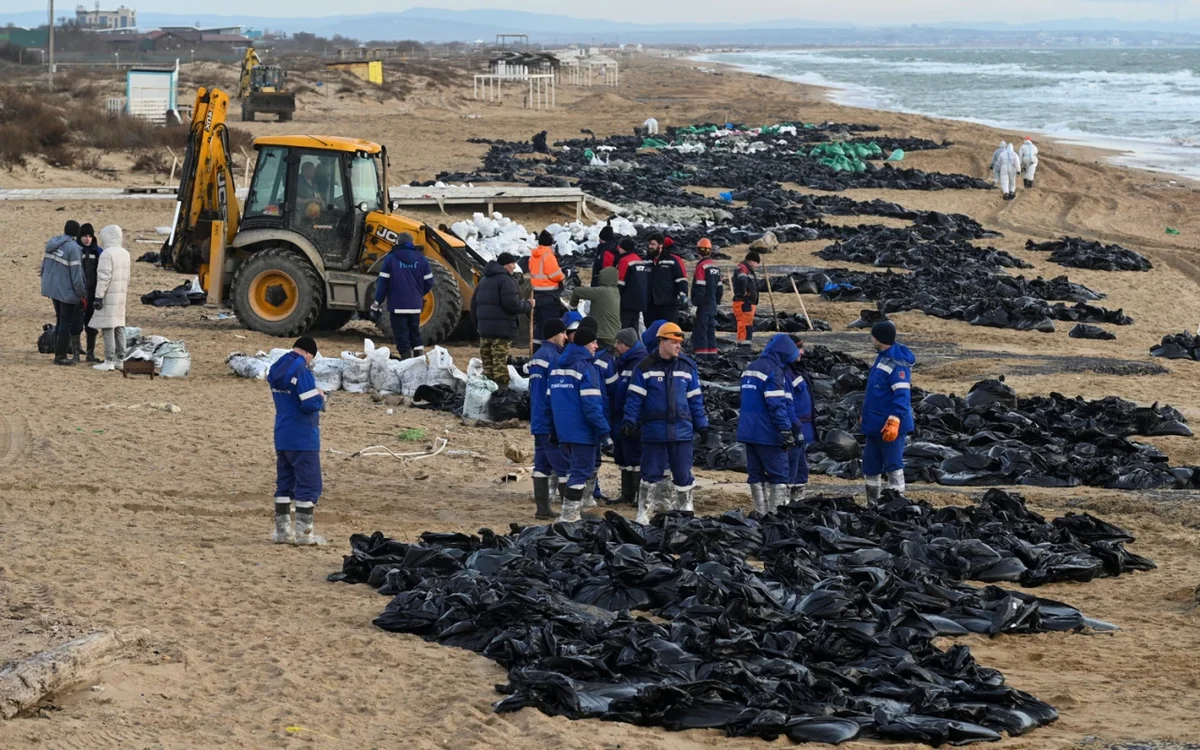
[696,238,712,249]
[656,322,685,341]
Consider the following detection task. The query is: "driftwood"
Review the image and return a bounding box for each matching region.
[0,629,148,719]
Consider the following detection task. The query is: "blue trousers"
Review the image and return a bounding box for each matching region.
[560,442,599,488]
[275,450,323,503]
[788,445,809,486]
[691,304,718,355]
[744,443,789,485]
[613,436,642,470]
[641,441,694,489]
[862,434,906,476]
[533,433,568,478]
[389,312,422,354]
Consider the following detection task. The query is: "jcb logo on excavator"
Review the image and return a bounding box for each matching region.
[373,225,400,246]
[217,172,228,219]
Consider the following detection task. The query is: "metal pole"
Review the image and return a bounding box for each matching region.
[47,0,54,91]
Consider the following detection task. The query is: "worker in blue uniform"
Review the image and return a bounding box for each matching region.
[546,327,610,522]
[862,320,915,502]
[736,333,799,514]
[786,336,816,503]
[528,318,568,519]
[609,327,647,505]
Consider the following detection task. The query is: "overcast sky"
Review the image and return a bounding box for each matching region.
[63,1,1194,25]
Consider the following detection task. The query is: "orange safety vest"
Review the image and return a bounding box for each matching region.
[529,245,565,290]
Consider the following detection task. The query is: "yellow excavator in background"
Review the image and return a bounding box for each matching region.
[237,46,296,122]
[161,86,486,343]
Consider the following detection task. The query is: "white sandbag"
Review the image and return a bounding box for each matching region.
[227,353,269,380]
[424,346,467,389]
[396,356,432,397]
[340,351,370,393]
[312,355,343,392]
[159,343,190,378]
[366,339,400,394]
[507,365,529,392]
[463,376,498,421]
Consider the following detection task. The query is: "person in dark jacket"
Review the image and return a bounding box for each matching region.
[610,327,647,505]
[78,223,103,363]
[529,318,568,519]
[546,327,610,522]
[371,233,433,360]
[622,322,708,522]
[690,238,722,357]
[577,316,618,505]
[646,234,688,325]
[589,223,619,286]
[616,237,651,330]
[786,337,816,503]
[861,320,915,503]
[736,334,799,514]
[41,219,87,366]
[268,337,326,546]
[470,252,533,388]
[733,251,762,348]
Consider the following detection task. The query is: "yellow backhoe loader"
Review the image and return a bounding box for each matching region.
[237,46,296,122]
[161,86,485,344]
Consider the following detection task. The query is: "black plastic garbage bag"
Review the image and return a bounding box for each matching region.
[489,388,531,421]
[1069,323,1116,340]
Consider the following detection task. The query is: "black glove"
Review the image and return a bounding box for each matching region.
[600,434,613,450]
[697,427,710,443]
[92,297,103,311]
[620,422,639,440]
[780,430,797,450]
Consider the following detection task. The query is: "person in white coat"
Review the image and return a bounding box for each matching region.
[1019,138,1039,188]
[990,141,1007,184]
[999,143,1021,200]
[90,225,131,372]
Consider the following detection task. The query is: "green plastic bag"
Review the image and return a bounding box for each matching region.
[641,137,668,149]
[887,149,905,162]
[1166,227,1182,236]
[583,148,595,160]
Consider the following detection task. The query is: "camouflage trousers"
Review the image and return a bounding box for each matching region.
[479,337,512,386]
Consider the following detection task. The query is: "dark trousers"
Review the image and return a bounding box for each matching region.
[275,450,323,503]
[613,436,642,470]
[620,309,641,330]
[788,445,810,486]
[646,304,679,325]
[641,440,694,488]
[560,442,599,488]
[389,312,422,356]
[744,443,789,485]
[533,433,568,478]
[53,300,81,359]
[532,290,559,344]
[691,304,718,355]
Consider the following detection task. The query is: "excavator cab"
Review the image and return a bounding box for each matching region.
[250,65,285,93]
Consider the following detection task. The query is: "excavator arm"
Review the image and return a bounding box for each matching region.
[237,47,261,99]
[161,86,241,275]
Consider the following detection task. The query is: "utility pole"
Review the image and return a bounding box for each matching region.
[47,0,54,90]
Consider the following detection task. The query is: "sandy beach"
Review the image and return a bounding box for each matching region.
[2,54,1200,749]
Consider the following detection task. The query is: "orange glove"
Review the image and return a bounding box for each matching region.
[882,416,900,442]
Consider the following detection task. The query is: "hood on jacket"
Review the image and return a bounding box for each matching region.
[619,339,647,365]
[642,319,666,349]
[597,266,618,287]
[46,234,79,253]
[268,351,305,389]
[483,260,514,277]
[98,224,123,249]
[557,342,594,368]
[531,244,555,259]
[881,342,916,367]
[762,333,799,367]
[388,240,417,255]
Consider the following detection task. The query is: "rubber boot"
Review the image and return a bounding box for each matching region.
[886,469,906,495]
[674,486,694,513]
[749,483,767,515]
[71,334,82,363]
[865,475,882,505]
[557,480,567,510]
[271,498,293,544]
[533,476,554,520]
[53,329,74,366]
[769,483,789,513]
[630,470,641,505]
[85,330,100,362]
[591,476,609,504]
[635,480,657,525]
[582,476,598,509]
[557,485,584,523]
[608,470,630,505]
[293,503,325,546]
[789,483,808,504]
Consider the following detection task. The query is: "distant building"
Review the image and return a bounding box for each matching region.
[75,4,136,30]
[0,26,49,47]
[146,28,251,52]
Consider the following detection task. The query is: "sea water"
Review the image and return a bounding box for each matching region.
[704,48,1200,178]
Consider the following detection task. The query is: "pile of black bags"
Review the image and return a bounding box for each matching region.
[1151,331,1200,360]
[1025,237,1152,272]
[330,488,1151,744]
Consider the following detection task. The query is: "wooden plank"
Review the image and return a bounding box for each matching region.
[207,220,227,306]
[0,630,149,719]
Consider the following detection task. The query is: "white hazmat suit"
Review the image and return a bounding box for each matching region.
[642,117,659,135]
[999,144,1021,199]
[1019,139,1039,187]
[990,141,1007,184]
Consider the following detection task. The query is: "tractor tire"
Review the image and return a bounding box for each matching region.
[242,106,255,122]
[374,258,462,348]
[230,246,324,337]
[311,308,354,331]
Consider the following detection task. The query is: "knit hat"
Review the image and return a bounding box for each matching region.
[78,223,96,242]
[599,224,614,241]
[578,316,599,334]
[619,237,636,252]
[541,318,566,340]
[64,220,80,237]
[615,328,638,348]
[293,336,319,357]
[871,320,897,346]
[574,327,597,347]
[496,252,518,267]
[538,230,555,246]
[745,251,762,263]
